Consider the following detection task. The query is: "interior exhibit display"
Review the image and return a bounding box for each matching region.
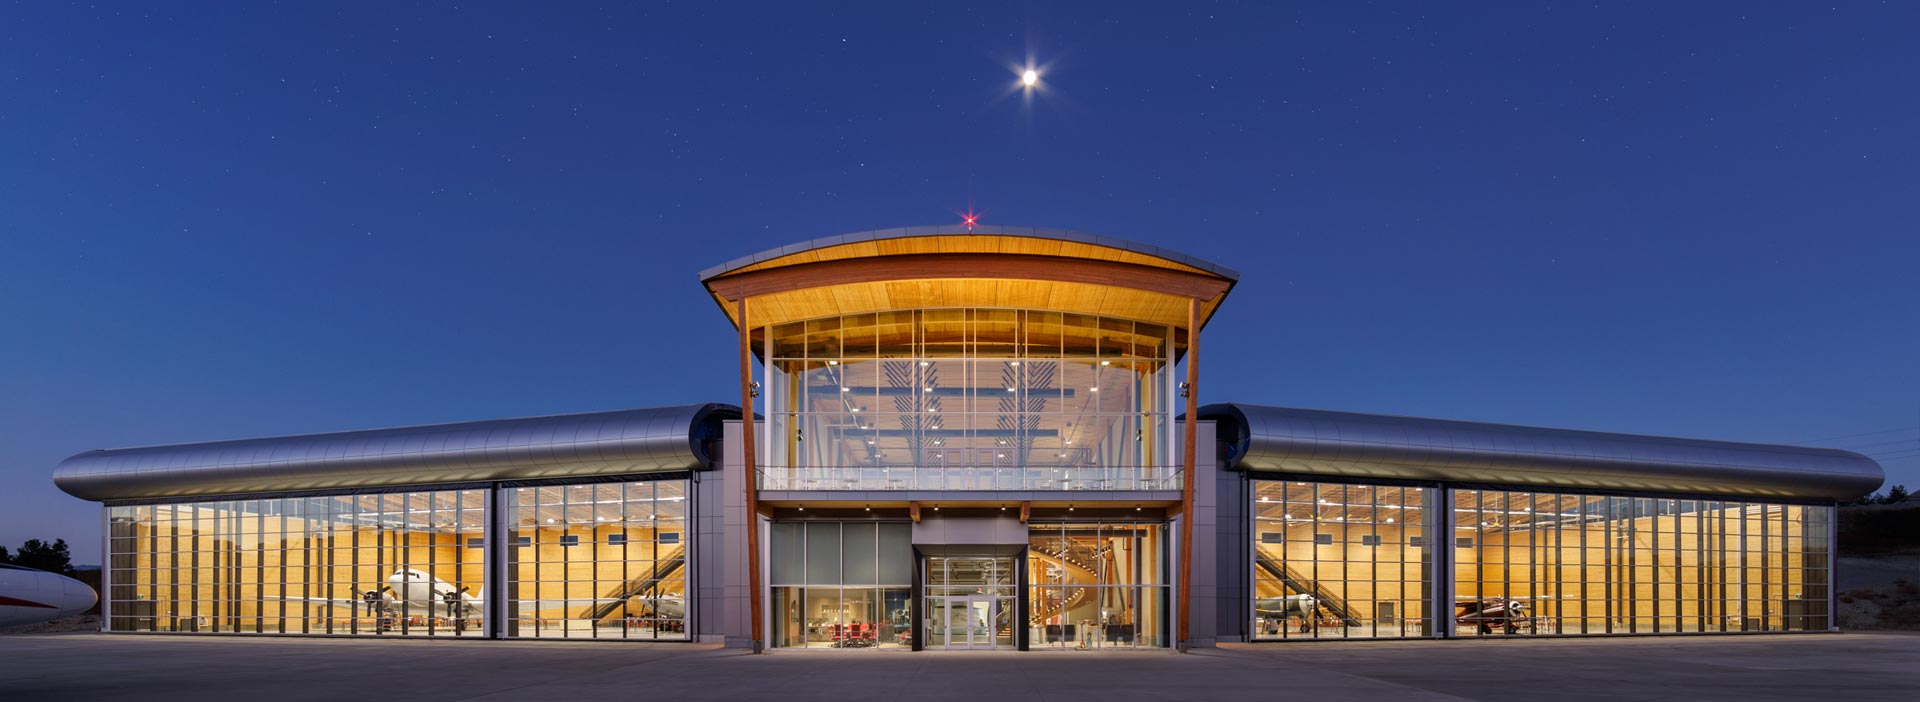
[106,491,486,636]
[1250,481,1434,640]
[1027,522,1168,649]
[505,481,689,639]
[52,225,1884,649]
[769,521,913,649]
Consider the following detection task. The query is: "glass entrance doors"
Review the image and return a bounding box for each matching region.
[929,596,999,649]
[923,556,1016,650]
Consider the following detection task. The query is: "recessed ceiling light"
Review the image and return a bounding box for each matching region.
[1100,361,1110,366]
[1089,387,1099,392]
[828,361,838,366]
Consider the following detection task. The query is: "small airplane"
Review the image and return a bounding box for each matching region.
[296,569,681,631]
[1455,597,1532,635]
[1254,593,1320,633]
[0,563,97,627]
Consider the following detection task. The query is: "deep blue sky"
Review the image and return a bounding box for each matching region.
[4,2,1916,563]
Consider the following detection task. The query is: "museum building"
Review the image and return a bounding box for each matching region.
[52,226,1885,650]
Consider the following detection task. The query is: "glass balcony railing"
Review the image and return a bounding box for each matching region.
[757,466,1182,491]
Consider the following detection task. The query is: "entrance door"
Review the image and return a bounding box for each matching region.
[936,596,998,649]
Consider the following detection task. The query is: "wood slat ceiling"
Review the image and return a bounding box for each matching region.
[717,234,1222,278]
[702,235,1238,334]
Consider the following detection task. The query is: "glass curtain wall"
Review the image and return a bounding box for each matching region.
[504,480,689,639]
[760,309,1175,491]
[1250,481,1435,640]
[1027,522,1168,649]
[106,490,486,635]
[1453,490,1832,636]
[770,522,913,648]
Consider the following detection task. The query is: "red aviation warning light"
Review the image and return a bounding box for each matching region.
[960,211,980,230]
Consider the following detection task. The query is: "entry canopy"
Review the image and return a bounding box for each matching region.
[53,403,740,502]
[698,225,1240,340]
[1201,403,1884,502]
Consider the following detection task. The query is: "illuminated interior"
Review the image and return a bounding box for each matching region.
[1251,481,1434,640]
[505,480,689,639]
[1249,480,1833,639]
[1452,489,1830,635]
[1027,522,1168,649]
[107,491,486,636]
[761,309,1177,491]
[769,522,914,649]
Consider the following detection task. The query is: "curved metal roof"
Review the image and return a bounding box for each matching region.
[1201,403,1883,502]
[54,403,740,502]
[696,224,1241,282]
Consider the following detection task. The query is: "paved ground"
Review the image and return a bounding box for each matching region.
[0,632,1914,701]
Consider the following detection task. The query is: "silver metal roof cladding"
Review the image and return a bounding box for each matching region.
[1200,403,1884,503]
[53,403,741,502]
[695,224,1242,281]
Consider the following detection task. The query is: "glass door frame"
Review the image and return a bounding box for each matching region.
[930,594,999,649]
[919,554,1022,651]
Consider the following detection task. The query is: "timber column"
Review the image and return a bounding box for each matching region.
[738,296,763,653]
[1177,296,1199,651]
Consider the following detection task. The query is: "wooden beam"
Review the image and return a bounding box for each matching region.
[739,296,763,654]
[1019,501,1031,525]
[1177,296,1199,652]
[909,501,921,523]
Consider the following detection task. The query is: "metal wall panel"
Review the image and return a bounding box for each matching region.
[1203,404,1883,502]
[55,404,740,501]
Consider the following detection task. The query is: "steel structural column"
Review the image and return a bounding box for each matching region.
[1177,296,1199,651]
[738,296,764,653]
[485,486,506,639]
[1435,487,1455,638]
[99,507,110,632]
[1826,504,1839,631]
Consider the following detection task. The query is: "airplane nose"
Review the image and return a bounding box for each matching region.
[59,578,98,615]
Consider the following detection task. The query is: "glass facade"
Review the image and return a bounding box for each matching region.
[1027,522,1169,649]
[1251,481,1435,640]
[770,521,914,648]
[760,309,1178,491]
[1244,480,1836,641]
[106,490,486,635]
[1453,490,1833,635]
[504,480,689,639]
